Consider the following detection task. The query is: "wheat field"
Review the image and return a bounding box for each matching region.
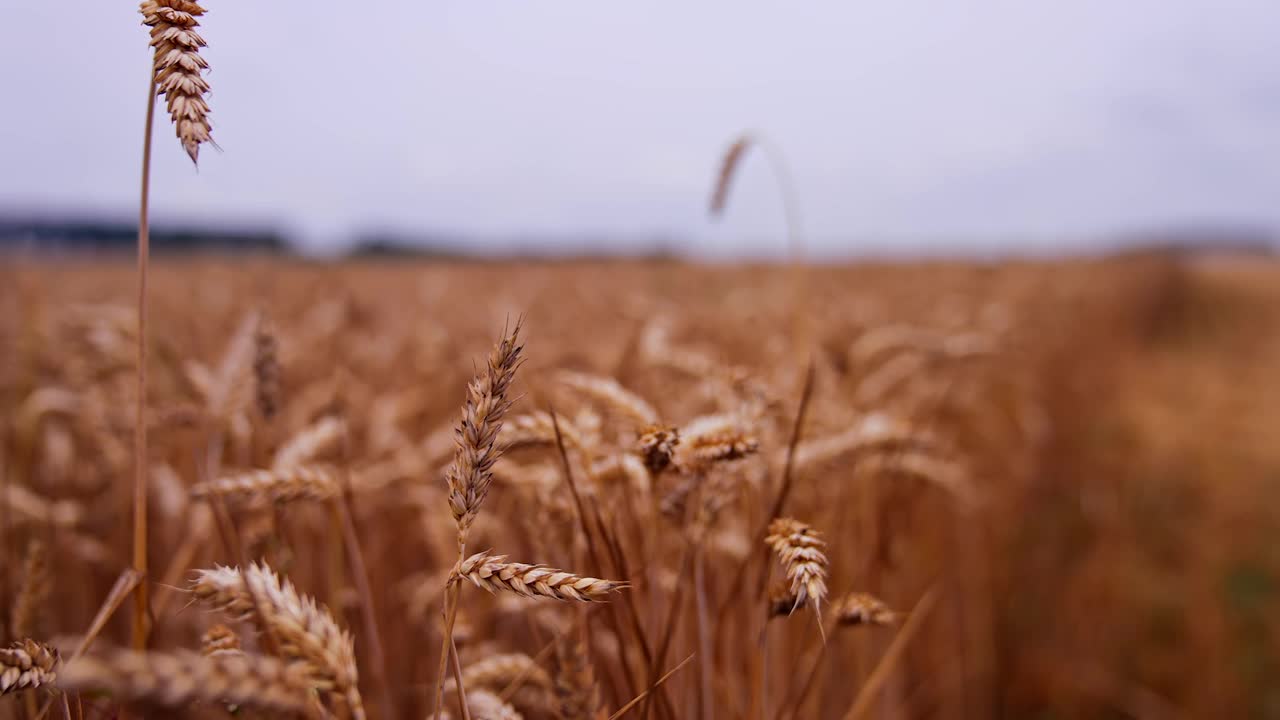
[2,253,1277,719]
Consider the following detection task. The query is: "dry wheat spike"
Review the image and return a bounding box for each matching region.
[253,315,281,419]
[558,371,659,427]
[0,639,59,696]
[58,647,312,712]
[139,0,213,163]
[454,551,626,602]
[190,562,364,718]
[637,424,679,474]
[191,465,341,505]
[446,323,524,537]
[834,592,897,627]
[676,414,759,470]
[765,518,829,618]
[9,539,48,639]
[273,415,346,470]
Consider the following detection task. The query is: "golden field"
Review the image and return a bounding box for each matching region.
[1,253,1278,719]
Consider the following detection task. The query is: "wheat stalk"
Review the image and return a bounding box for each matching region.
[191,465,341,505]
[190,562,364,718]
[765,518,828,619]
[140,0,213,164]
[454,551,626,602]
[0,639,59,696]
[9,539,48,639]
[58,647,313,712]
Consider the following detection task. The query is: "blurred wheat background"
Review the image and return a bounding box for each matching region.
[2,2,1279,719]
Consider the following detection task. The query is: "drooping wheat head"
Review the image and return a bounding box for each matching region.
[189,562,364,718]
[765,517,829,618]
[709,136,751,216]
[139,0,213,164]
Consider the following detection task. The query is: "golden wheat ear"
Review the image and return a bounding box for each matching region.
[710,136,751,216]
[140,0,213,164]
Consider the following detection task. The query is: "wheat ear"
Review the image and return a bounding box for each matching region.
[557,371,659,427]
[446,323,524,538]
[58,648,313,712]
[253,314,281,419]
[455,551,626,602]
[554,637,604,720]
[140,0,213,163]
[765,518,829,620]
[0,640,59,696]
[9,539,49,639]
[190,562,364,718]
[191,465,341,505]
[834,592,897,627]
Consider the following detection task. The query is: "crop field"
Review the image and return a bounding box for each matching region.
[2,253,1277,719]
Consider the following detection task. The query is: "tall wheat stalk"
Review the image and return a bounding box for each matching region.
[132,0,214,653]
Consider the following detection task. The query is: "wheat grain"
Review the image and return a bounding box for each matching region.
[834,592,897,627]
[273,415,345,470]
[454,551,625,602]
[636,424,679,474]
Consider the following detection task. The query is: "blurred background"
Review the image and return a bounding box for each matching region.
[1,1,1278,258]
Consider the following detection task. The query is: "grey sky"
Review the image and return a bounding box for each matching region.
[1,1,1278,257]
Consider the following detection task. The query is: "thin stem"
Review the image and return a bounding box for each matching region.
[131,67,157,653]
[433,566,463,720]
[841,585,940,720]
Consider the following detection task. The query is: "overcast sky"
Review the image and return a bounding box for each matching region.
[1,1,1278,257]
